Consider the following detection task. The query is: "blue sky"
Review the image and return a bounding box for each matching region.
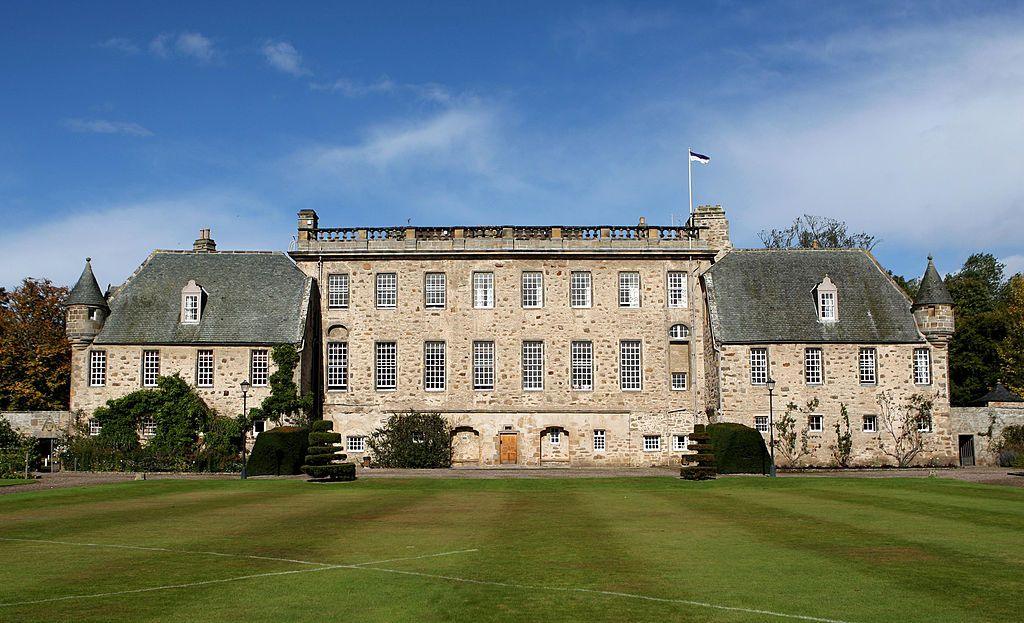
[2,1,1023,289]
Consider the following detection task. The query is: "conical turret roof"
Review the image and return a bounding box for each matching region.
[67,258,108,309]
[914,256,953,307]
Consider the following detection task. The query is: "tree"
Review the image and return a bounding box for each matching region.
[946,253,1005,316]
[368,411,452,468]
[829,404,854,468]
[889,273,919,299]
[302,420,355,481]
[774,399,814,466]
[998,275,1024,397]
[246,344,313,428]
[875,391,933,467]
[0,279,71,410]
[758,215,878,251]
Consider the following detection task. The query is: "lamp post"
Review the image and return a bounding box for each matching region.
[240,380,250,480]
[767,377,777,478]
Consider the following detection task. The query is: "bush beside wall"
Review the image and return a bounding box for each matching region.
[707,423,770,475]
[246,426,309,476]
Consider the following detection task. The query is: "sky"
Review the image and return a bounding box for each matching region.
[2,1,1023,290]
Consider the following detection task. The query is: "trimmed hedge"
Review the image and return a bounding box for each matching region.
[680,425,717,480]
[707,422,770,475]
[246,426,309,476]
[302,420,356,482]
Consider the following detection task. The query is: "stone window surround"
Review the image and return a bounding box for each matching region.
[666,271,688,308]
[423,340,446,392]
[424,272,446,309]
[89,350,106,387]
[327,273,350,309]
[521,271,544,309]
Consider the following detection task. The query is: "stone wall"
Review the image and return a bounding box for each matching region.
[1,411,72,439]
[949,406,1024,466]
[295,255,714,466]
[716,342,957,466]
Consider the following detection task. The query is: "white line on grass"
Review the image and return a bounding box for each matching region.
[0,548,479,608]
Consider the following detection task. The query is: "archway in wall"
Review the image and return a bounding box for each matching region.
[539,426,570,466]
[451,426,482,467]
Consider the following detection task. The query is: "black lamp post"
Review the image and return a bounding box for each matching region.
[767,377,777,478]
[240,380,250,480]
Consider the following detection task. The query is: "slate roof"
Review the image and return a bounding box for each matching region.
[704,249,924,344]
[974,382,1024,406]
[914,256,954,307]
[94,251,311,345]
[67,258,108,308]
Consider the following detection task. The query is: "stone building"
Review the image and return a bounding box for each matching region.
[64,206,958,467]
[66,230,316,440]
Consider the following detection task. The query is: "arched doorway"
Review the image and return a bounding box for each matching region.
[451,426,482,467]
[539,426,570,466]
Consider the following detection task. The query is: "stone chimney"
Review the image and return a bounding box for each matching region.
[193,229,217,253]
[690,205,731,252]
[297,210,319,241]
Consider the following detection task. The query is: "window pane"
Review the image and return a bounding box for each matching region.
[619,340,642,390]
[643,435,660,451]
[473,272,494,308]
[671,372,687,390]
[424,341,446,391]
[142,350,160,387]
[89,350,106,387]
[376,273,397,308]
[804,348,823,385]
[250,349,269,386]
[571,341,593,390]
[669,324,690,340]
[521,271,543,308]
[593,429,606,451]
[750,348,768,385]
[819,291,836,320]
[425,272,446,308]
[183,294,199,322]
[618,272,640,307]
[473,341,495,390]
[755,416,769,432]
[522,341,544,390]
[375,342,397,390]
[196,350,214,387]
[327,342,348,390]
[914,348,931,385]
[859,348,877,385]
[667,271,687,308]
[570,271,592,308]
[346,436,366,452]
[328,274,349,309]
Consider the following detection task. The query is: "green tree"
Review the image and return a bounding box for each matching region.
[0,279,71,410]
[998,275,1024,397]
[758,215,878,251]
[368,411,452,468]
[247,345,313,428]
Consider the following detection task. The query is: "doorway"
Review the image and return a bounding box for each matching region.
[958,435,975,467]
[499,433,518,465]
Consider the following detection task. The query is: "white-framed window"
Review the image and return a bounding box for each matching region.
[643,435,661,451]
[89,308,102,321]
[914,348,931,385]
[618,272,641,308]
[571,340,593,391]
[750,348,769,385]
[142,350,160,387]
[250,349,269,387]
[804,348,823,385]
[375,342,397,390]
[412,431,425,444]
[619,340,642,390]
[521,271,543,308]
[863,415,877,433]
[667,271,687,308]
[89,350,106,387]
[917,415,932,433]
[424,341,446,391]
[346,435,367,452]
[819,290,837,321]
[522,341,544,390]
[570,271,592,308]
[376,272,397,309]
[754,415,769,432]
[671,372,688,391]
[808,414,824,433]
[473,341,495,390]
[672,434,689,451]
[424,272,446,309]
[141,418,157,438]
[196,349,214,388]
[859,348,877,385]
[182,293,200,323]
[327,342,348,391]
[473,272,494,309]
[88,419,101,436]
[549,429,560,445]
[593,429,606,451]
[669,324,690,341]
[328,274,349,309]
[252,419,266,436]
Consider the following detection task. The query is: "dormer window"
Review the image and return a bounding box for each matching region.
[815,276,838,322]
[181,280,204,324]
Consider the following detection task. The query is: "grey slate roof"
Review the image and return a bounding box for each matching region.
[974,382,1024,405]
[67,259,108,308]
[914,256,954,307]
[94,251,310,345]
[704,249,924,344]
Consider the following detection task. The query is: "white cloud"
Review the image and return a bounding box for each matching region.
[96,37,139,54]
[150,32,216,63]
[262,40,308,76]
[310,77,451,103]
[0,191,286,288]
[62,118,153,137]
[1002,255,1024,278]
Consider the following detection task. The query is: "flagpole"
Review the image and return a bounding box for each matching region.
[687,148,693,218]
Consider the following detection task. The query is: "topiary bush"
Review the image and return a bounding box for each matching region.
[368,410,452,468]
[246,426,309,476]
[302,420,355,481]
[707,422,770,474]
[680,425,717,480]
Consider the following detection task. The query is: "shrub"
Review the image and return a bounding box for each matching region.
[706,423,769,474]
[247,345,313,428]
[368,411,452,468]
[195,416,243,472]
[680,425,717,480]
[246,426,309,476]
[302,420,355,481]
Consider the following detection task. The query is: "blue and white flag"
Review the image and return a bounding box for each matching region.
[689,150,710,164]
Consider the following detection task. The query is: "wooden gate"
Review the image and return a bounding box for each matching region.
[958,435,976,467]
[499,433,518,465]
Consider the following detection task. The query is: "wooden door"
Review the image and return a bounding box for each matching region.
[499,434,518,465]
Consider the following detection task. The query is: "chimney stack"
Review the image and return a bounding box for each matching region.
[193,228,217,253]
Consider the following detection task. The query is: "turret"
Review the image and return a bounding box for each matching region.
[912,255,954,344]
[66,258,108,345]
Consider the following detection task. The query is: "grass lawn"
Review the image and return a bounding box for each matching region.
[0,479,31,487]
[0,477,1021,623]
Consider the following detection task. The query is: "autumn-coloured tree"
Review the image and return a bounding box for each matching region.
[0,279,71,410]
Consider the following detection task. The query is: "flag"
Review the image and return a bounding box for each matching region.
[689,150,710,164]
